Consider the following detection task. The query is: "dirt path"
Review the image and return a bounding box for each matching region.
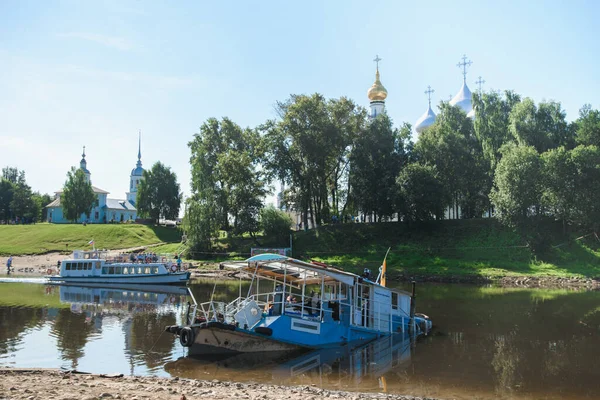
[0,369,436,400]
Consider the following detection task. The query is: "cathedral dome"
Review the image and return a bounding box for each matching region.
[449,82,473,114]
[415,105,436,133]
[367,69,388,102]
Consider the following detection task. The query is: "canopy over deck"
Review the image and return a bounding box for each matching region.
[220,254,362,287]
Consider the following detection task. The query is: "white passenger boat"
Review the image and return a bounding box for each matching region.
[47,249,190,285]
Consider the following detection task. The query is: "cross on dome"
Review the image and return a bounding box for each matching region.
[373,55,382,70]
[82,145,86,158]
[425,86,435,107]
[457,54,472,83]
[476,76,486,93]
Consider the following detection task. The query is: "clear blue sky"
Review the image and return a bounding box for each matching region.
[1,0,599,203]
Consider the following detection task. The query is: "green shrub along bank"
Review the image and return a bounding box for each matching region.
[0,224,182,256]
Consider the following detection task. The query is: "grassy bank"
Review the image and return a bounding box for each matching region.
[292,220,600,280]
[0,223,182,256]
[201,219,600,280]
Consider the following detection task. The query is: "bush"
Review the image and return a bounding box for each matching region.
[259,206,292,241]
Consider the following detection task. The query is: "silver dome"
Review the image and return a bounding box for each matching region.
[415,104,437,133]
[449,82,473,114]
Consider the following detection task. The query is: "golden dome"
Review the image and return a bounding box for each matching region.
[367,68,388,101]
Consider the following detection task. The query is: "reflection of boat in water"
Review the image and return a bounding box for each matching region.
[48,249,190,285]
[164,334,412,391]
[57,284,189,314]
[168,254,431,355]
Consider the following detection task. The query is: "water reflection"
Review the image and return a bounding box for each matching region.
[164,334,412,393]
[0,281,599,399]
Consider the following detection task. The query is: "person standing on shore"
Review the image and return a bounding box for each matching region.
[6,256,13,274]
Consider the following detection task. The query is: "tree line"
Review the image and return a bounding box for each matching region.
[185,91,600,252]
[0,167,52,224]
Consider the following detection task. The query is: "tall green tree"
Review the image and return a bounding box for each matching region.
[187,117,266,240]
[575,104,600,147]
[569,145,600,230]
[264,94,365,228]
[349,114,404,221]
[396,163,446,221]
[0,179,14,222]
[472,90,521,169]
[509,98,574,153]
[61,167,96,222]
[137,162,181,224]
[10,178,35,222]
[490,144,546,250]
[415,103,488,218]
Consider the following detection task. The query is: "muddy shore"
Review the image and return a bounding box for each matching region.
[0,369,437,400]
[1,252,599,289]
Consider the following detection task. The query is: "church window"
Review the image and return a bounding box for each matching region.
[95,196,99,207]
[95,211,99,220]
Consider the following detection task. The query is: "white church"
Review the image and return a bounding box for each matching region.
[45,135,145,223]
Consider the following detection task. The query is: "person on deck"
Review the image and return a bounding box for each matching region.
[176,255,182,271]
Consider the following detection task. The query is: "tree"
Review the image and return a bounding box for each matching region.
[264,94,365,228]
[490,144,545,250]
[569,145,600,230]
[137,162,181,224]
[62,167,96,222]
[472,90,521,170]
[259,206,292,243]
[509,98,574,153]
[10,178,35,222]
[396,163,446,221]
[187,117,267,240]
[349,114,404,221]
[542,147,577,229]
[0,179,14,222]
[415,103,488,218]
[575,104,600,147]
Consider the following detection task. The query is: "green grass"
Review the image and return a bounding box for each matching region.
[291,220,600,280]
[0,223,182,256]
[0,283,68,308]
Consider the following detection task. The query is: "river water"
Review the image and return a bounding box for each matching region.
[0,279,598,399]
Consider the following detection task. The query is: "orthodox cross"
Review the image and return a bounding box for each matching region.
[457,54,472,83]
[82,145,86,157]
[424,85,435,107]
[373,55,382,70]
[476,76,486,93]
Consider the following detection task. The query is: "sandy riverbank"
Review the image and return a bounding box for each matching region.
[0,369,437,400]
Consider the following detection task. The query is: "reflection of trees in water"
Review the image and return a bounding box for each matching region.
[128,312,176,370]
[0,307,45,354]
[491,331,522,395]
[51,309,94,370]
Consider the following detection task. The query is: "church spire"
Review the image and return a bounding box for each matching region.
[136,130,142,169]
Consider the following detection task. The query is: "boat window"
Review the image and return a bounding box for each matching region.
[392,292,398,310]
[137,267,142,274]
[102,267,108,274]
[108,266,115,274]
[115,266,122,274]
[144,267,151,274]
[65,263,71,271]
[152,267,159,274]
[77,263,83,270]
[122,267,129,274]
[95,262,101,269]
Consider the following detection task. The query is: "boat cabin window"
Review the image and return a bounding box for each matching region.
[102,267,108,274]
[152,267,159,274]
[123,267,129,275]
[65,263,71,271]
[108,267,115,274]
[144,267,151,274]
[137,267,142,274]
[115,266,122,274]
[77,263,83,270]
[392,292,398,310]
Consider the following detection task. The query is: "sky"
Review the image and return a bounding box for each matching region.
[1,0,599,205]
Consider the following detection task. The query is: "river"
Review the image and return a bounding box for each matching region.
[0,279,598,399]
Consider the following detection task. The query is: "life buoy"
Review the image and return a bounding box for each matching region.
[179,327,195,347]
[170,265,177,272]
